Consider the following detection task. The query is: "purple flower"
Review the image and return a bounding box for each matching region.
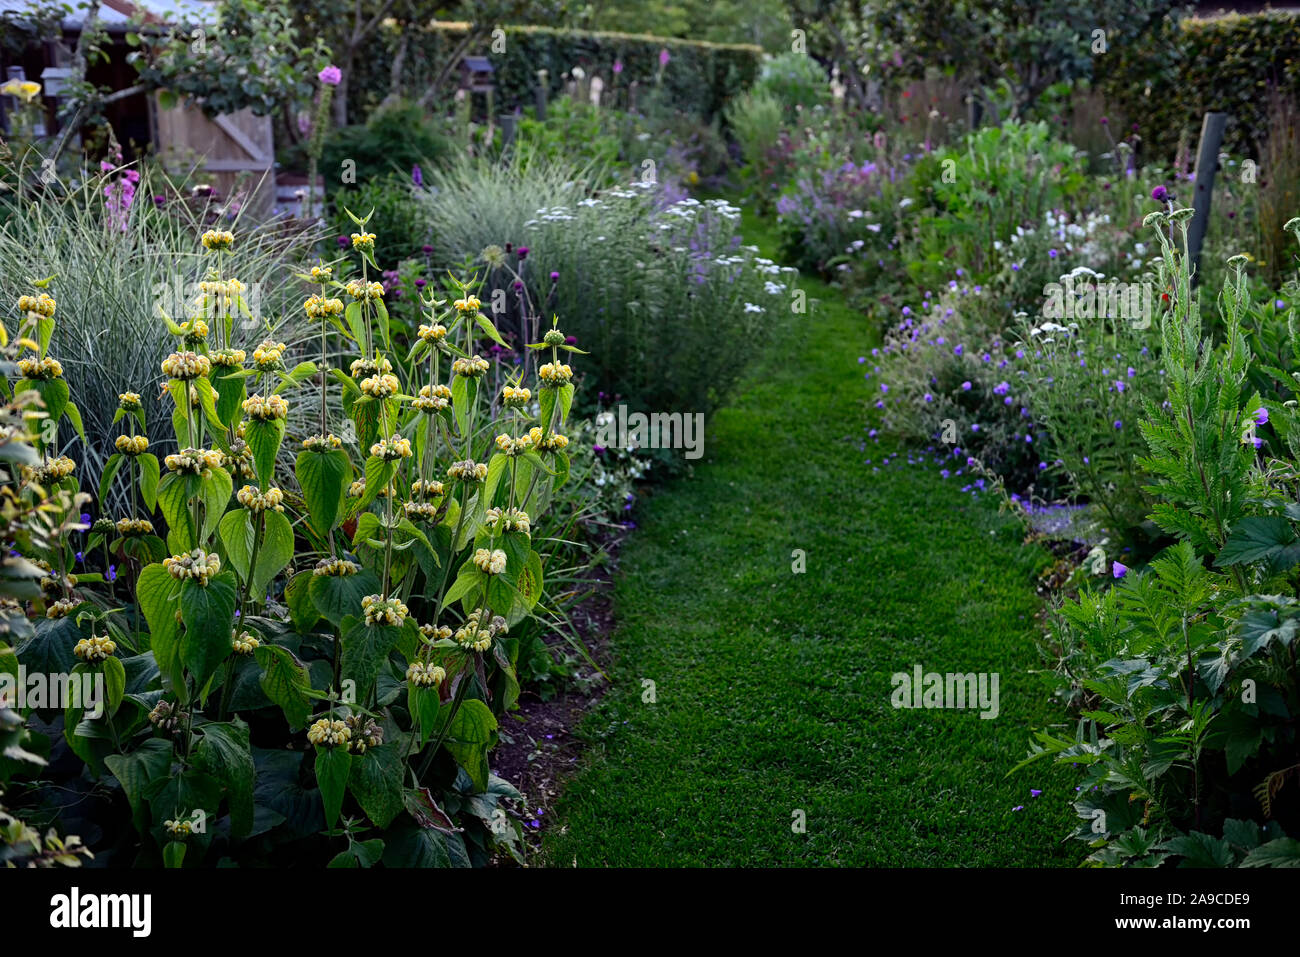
[1112,560,1128,579]
[593,444,606,455]
[658,48,670,67]
[550,271,560,282]
[107,564,117,583]
[318,65,342,86]
[613,60,624,74]
[1255,407,1269,425]
[517,246,529,259]
[954,344,964,356]
[336,235,350,249]
[1048,248,1058,259]
[1114,419,1123,430]
[961,381,971,391]
[422,244,434,254]
[1151,184,1168,202]
[412,164,423,187]
[1030,789,1042,797]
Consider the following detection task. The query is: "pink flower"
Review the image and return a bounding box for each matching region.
[613,60,623,74]
[658,48,670,67]
[318,65,342,86]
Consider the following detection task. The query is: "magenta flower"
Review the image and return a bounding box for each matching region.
[318,65,342,86]
[1151,185,1168,202]
[613,60,624,74]
[658,48,671,67]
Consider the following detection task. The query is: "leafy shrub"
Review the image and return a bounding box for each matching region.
[775,156,897,275]
[908,121,1088,286]
[418,155,790,418]
[309,100,453,193]
[755,51,830,112]
[1010,285,1163,545]
[514,97,622,177]
[725,87,789,208]
[1018,211,1300,867]
[330,174,433,272]
[2,216,600,867]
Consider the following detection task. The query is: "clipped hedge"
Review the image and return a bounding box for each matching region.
[1098,10,1300,164]
[347,22,762,124]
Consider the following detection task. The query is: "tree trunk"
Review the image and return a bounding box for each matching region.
[381,27,410,108]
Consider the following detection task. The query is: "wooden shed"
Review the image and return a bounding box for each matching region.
[0,0,276,215]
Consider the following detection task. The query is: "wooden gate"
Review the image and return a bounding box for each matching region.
[151,96,275,217]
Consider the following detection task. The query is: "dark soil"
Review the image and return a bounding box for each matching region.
[491,523,626,864]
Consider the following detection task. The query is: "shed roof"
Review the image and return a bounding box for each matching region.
[0,0,217,31]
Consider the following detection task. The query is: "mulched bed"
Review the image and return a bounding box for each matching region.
[490,523,627,864]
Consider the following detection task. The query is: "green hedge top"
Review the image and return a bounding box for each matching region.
[1179,11,1300,148]
[348,22,764,123]
[1097,9,1300,164]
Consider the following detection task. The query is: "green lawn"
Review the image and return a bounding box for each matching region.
[541,211,1082,866]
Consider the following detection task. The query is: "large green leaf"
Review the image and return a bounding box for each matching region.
[347,742,404,828]
[309,568,381,627]
[22,377,69,431]
[219,508,255,583]
[137,563,182,691]
[179,572,237,693]
[157,473,197,552]
[381,818,471,868]
[1216,515,1298,567]
[314,746,352,829]
[213,369,247,429]
[252,509,294,600]
[97,453,123,512]
[104,739,174,833]
[341,618,401,700]
[193,719,255,838]
[138,452,160,512]
[253,644,312,730]
[1242,838,1300,867]
[285,570,320,632]
[409,684,441,744]
[445,699,497,791]
[244,418,285,488]
[296,448,350,537]
[359,455,397,510]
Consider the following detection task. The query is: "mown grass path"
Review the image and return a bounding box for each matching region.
[541,211,1082,866]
